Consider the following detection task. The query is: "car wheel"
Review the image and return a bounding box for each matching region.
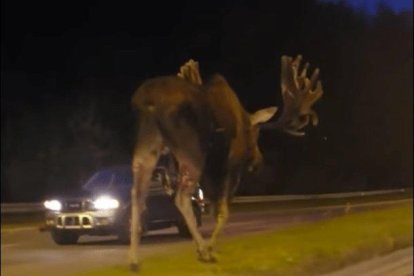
[194,204,202,227]
[117,210,148,244]
[117,225,130,244]
[176,219,192,238]
[51,229,79,245]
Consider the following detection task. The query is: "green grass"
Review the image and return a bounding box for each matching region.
[74,202,413,276]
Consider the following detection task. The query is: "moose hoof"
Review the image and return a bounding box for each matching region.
[129,263,140,272]
[197,249,217,263]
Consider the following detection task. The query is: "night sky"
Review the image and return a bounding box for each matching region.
[2,0,412,101]
[328,0,413,14]
[2,1,185,77]
[2,0,412,88]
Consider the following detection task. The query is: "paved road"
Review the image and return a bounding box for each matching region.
[1,201,411,276]
[323,247,413,276]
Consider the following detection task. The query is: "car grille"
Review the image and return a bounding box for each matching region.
[56,215,93,229]
[62,200,93,211]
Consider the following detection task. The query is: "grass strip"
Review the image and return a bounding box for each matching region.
[74,202,412,276]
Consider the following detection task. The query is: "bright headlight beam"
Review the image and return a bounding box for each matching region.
[198,188,204,200]
[44,200,62,211]
[93,196,120,210]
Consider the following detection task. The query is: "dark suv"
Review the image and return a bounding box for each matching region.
[43,161,204,245]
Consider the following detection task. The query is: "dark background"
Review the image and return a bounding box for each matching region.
[1,0,413,202]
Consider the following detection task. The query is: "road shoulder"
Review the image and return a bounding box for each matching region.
[322,247,413,276]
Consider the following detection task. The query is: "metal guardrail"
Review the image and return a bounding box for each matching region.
[231,189,409,203]
[0,189,409,214]
[1,202,45,214]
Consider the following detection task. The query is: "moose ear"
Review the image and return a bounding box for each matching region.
[250,107,278,125]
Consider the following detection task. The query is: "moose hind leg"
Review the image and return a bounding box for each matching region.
[129,122,163,271]
[174,165,215,263]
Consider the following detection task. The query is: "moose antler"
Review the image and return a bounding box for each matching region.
[264,55,323,136]
[177,59,203,85]
[177,56,322,136]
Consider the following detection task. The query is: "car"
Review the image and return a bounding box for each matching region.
[43,157,204,245]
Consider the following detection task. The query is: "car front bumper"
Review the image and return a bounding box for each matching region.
[45,209,121,233]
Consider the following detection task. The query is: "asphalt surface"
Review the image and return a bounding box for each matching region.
[1,200,412,276]
[323,247,413,276]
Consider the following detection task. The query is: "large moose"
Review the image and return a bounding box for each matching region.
[128,55,323,270]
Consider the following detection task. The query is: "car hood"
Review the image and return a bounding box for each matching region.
[44,189,92,200]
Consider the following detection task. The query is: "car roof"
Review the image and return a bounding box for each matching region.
[95,165,167,174]
[97,165,132,174]
[84,165,168,194]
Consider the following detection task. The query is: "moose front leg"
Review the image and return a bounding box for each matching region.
[208,196,229,253]
[208,171,240,253]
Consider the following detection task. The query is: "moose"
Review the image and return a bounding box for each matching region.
[129,55,323,270]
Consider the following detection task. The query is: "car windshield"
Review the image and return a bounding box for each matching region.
[83,168,132,191]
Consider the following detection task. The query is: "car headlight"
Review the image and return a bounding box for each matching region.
[192,188,204,201]
[93,196,120,210]
[44,199,62,211]
[198,188,204,200]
